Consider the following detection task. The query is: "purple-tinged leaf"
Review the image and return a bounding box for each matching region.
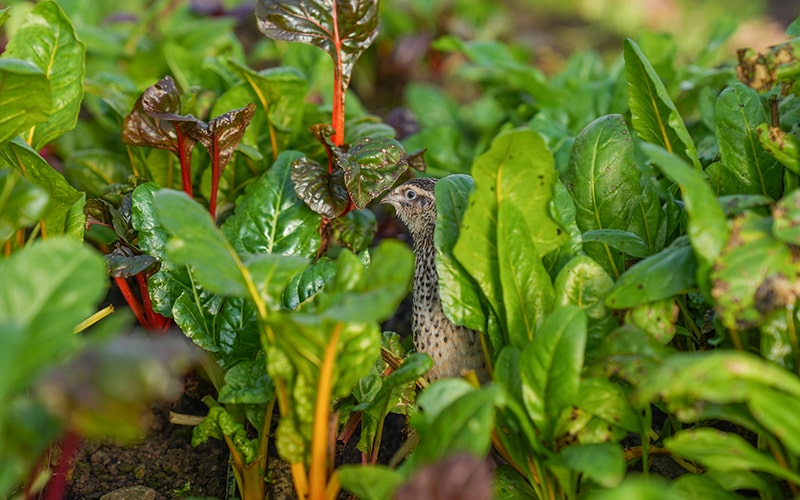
[336,136,408,209]
[106,247,158,279]
[330,208,377,252]
[291,156,349,218]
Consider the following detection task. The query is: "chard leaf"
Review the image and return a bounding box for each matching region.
[558,443,625,488]
[218,357,275,404]
[255,0,379,97]
[337,136,409,209]
[0,59,50,144]
[190,103,256,180]
[222,150,322,257]
[624,38,699,169]
[0,168,49,242]
[2,0,84,150]
[291,155,350,218]
[330,208,377,253]
[707,83,781,198]
[606,245,697,309]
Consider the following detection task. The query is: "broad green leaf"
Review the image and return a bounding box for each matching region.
[62,149,132,198]
[435,174,487,332]
[558,443,625,488]
[773,189,800,245]
[245,253,309,310]
[666,428,800,484]
[454,129,564,346]
[559,376,639,446]
[411,378,476,433]
[409,385,498,467]
[630,298,678,344]
[587,477,675,500]
[255,0,379,99]
[153,189,249,298]
[553,255,615,350]
[0,168,49,241]
[337,465,403,500]
[498,203,556,345]
[710,211,799,330]
[606,245,697,309]
[0,59,50,143]
[2,0,84,149]
[0,138,85,239]
[624,39,699,169]
[282,257,337,310]
[338,136,409,209]
[748,386,800,456]
[707,83,781,198]
[642,143,729,266]
[217,357,274,404]
[222,150,321,257]
[493,465,537,499]
[520,305,586,441]
[0,238,105,403]
[581,229,650,258]
[565,114,663,278]
[757,123,800,175]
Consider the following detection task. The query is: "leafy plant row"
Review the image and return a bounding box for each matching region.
[1,0,800,499]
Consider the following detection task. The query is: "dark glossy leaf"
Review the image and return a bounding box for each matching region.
[330,208,377,253]
[666,428,800,484]
[337,136,409,208]
[290,155,349,218]
[0,168,49,241]
[0,238,106,402]
[223,150,321,257]
[0,59,50,144]
[190,103,256,178]
[434,175,486,332]
[642,143,729,266]
[520,305,586,441]
[105,249,157,279]
[255,0,379,94]
[338,465,403,500]
[624,39,699,168]
[218,357,274,404]
[707,83,781,198]
[153,189,249,297]
[606,245,697,309]
[0,138,85,239]
[2,0,84,149]
[564,114,663,278]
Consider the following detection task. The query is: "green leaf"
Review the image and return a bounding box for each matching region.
[62,150,132,198]
[666,428,800,484]
[330,207,377,253]
[0,59,50,144]
[641,143,729,266]
[757,123,800,175]
[282,257,337,310]
[493,465,537,499]
[0,238,106,403]
[520,305,587,441]
[255,0,379,95]
[223,150,321,257]
[434,174,486,332]
[0,168,49,241]
[218,357,275,404]
[606,245,697,309]
[337,465,403,500]
[454,129,564,346]
[0,138,85,239]
[773,189,800,245]
[748,386,800,456]
[153,189,249,298]
[338,136,409,209]
[565,114,664,278]
[624,39,699,168]
[707,83,781,198]
[192,406,258,464]
[558,443,625,488]
[2,0,84,149]
[290,155,350,217]
[246,253,309,310]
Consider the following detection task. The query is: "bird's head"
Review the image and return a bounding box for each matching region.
[381,177,438,237]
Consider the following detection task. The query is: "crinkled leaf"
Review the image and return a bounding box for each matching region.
[337,136,409,208]
[255,0,379,94]
[0,59,50,144]
[330,208,377,253]
[434,174,486,332]
[707,83,781,198]
[192,406,258,464]
[606,244,697,309]
[2,0,84,150]
[0,168,49,241]
[0,138,85,239]
[666,428,800,484]
[153,189,249,297]
[223,150,321,256]
[218,357,275,404]
[520,305,586,441]
[290,155,349,218]
[564,114,663,278]
[624,39,699,168]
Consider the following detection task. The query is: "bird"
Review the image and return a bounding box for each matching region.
[382,177,489,383]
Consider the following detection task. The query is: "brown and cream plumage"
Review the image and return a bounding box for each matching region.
[382,178,488,382]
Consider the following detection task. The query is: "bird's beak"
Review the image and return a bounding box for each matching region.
[381,189,402,210]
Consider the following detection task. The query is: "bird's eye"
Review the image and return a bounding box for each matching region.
[405,189,417,200]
